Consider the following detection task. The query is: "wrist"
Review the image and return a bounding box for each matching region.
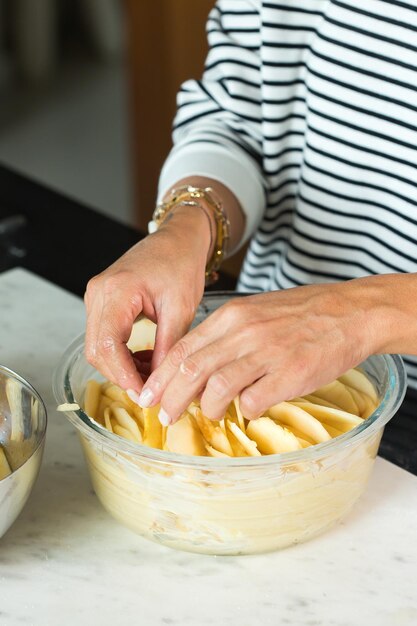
[151,185,230,284]
[341,273,417,356]
[156,202,214,263]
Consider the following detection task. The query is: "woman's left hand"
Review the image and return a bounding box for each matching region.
[139,279,383,424]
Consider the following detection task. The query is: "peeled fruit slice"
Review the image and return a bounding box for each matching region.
[226,428,249,456]
[96,394,112,425]
[361,395,378,420]
[189,407,234,456]
[205,443,231,458]
[132,405,145,429]
[84,380,101,421]
[267,402,331,444]
[143,406,163,448]
[246,417,302,455]
[57,403,80,412]
[299,394,341,410]
[210,428,235,457]
[217,417,226,432]
[342,384,377,418]
[164,414,206,456]
[311,380,358,415]
[0,447,12,479]
[338,368,378,404]
[281,425,315,445]
[104,407,113,433]
[110,404,142,442]
[6,378,25,442]
[229,397,246,432]
[322,424,344,438]
[296,437,314,449]
[113,424,138,442]
[227,421,261,457]
[290,402,363,432]
[343,385,367,415]
[127,315,156,352]
[102,384,136,413]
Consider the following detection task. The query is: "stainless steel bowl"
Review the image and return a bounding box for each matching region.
[0,365,47,538]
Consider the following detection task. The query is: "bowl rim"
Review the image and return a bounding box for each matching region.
[52,292,407,469]
[0,364,47,482]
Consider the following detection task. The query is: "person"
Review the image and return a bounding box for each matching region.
[84,0,417,427]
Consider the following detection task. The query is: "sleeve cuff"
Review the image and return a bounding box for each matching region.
[157,143,265,246]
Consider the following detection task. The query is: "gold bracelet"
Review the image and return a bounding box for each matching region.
[149,185,230,285]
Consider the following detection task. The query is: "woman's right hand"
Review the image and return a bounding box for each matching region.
[84,204,211,401]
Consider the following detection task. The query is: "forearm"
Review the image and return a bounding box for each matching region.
[342,273,417,355]
[161,176,246,256]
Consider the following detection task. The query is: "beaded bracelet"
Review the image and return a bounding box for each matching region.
[149,185,230,284]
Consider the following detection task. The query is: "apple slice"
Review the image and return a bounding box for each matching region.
[338,368,378,404]
[291,402,363,432]
[267,402,331,444]
[84,380,101,420]
[189,406,234,456]
[311,380,359,415]
[0,447,12,480]
[246,417,302,455]
[143,405,163,448]
[164,414,207,456]
[227,421,261,457]
[127,315,156,352]
[110,404,143,442]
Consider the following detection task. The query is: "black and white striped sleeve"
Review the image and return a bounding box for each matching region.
[158,0,266,244]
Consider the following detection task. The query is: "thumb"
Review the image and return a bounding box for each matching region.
[151,305,194,371]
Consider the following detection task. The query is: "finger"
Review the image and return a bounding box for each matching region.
[239,371,304,420]
[199,355,267,421]
[92,291,145,393]
[145,311,229,407]
[150,304,194,371]
[98,328,144,393]
[85,341,115,386]
[84,282,104,366]
[156,337,243,425]
[152,296,238,374]
[85,292,117,384]
[85,277,136,387]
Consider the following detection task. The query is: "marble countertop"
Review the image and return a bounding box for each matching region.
[0,268,416,626]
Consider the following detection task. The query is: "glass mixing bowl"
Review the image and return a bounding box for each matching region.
[0,365,47,538]
[53,293,406,555]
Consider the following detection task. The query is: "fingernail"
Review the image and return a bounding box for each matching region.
[127,389,141,405]
[138,387,154,408]
[158,408,171,427]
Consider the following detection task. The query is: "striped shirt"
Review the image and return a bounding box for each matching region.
[158,0,417,387]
